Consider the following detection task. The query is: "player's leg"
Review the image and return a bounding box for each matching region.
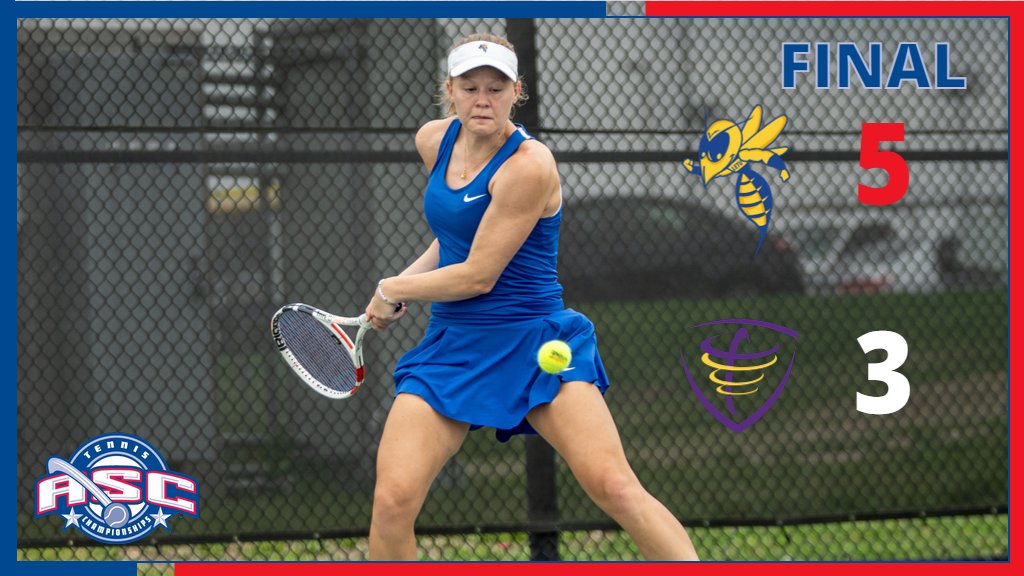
[369,393,470,560]
[526,381,699,560]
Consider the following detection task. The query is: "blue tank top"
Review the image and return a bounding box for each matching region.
[425,119,564,323]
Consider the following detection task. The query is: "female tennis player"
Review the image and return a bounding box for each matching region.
[363,33,699,561]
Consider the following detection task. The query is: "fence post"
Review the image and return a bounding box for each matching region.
[525,436,560,560]
[507,18,561,561]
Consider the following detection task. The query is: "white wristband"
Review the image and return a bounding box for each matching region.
[377,280,396,305]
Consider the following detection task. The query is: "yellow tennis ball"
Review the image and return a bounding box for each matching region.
[537,340,572,374]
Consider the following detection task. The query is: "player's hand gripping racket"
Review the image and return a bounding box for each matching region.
[271,303,400,399]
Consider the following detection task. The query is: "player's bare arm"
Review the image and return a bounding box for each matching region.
[414,117,457,172]
[398,239,440,277]
[371,140,558,312]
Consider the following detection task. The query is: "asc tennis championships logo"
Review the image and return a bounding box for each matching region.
[35,433,199,544]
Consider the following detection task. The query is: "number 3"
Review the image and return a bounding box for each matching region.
[857,331,910,415]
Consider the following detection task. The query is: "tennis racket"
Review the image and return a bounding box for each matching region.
[271,303,400,399]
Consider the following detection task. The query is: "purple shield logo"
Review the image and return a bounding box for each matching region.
[680,319,798,433]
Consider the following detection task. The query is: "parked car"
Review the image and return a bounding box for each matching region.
[558,196,804,302]
[787,220,1006,296]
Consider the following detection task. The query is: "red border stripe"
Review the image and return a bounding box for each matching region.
[175,561,1012,576]
[1010,1,1021,567]
[646,1,1023,17]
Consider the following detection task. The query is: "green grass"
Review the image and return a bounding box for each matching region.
[16,513,1008,564]
[19,290,1008,562]
[568,289,1008,519]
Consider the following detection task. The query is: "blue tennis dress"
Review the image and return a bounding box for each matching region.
[393,119,611,442]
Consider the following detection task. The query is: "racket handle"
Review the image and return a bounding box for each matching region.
[359,304,404,327]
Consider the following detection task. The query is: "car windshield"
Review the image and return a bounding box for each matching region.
[840,223,907,261]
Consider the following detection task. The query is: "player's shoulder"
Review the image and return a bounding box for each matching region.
[415,117,456,157]
[506,136,557,175]
[493,135,558,196]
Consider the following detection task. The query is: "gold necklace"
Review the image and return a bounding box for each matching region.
[460,128,507,180]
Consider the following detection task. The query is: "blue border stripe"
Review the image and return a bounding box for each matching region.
[6,7,20,572]
[13,1,608,18]
[15,562,136,576]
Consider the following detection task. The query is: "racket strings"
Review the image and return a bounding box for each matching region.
[277,311,359,393]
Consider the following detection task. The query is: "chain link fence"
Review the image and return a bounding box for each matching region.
[17,18,1007,562]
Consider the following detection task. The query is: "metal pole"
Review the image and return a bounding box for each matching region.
[507,18,561,562]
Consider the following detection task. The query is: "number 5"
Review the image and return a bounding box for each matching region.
[857,331,910,415]
[858,122,908,205]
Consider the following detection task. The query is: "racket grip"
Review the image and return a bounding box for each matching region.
[360,304,404,327]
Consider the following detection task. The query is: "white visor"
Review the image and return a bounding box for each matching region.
[447,41,518,81]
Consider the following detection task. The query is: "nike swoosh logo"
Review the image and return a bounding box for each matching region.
[562,367,576,372]
[463,193,488,203]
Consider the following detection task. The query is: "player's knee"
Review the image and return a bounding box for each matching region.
[587,471,645,517]
[372,480,421,526]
